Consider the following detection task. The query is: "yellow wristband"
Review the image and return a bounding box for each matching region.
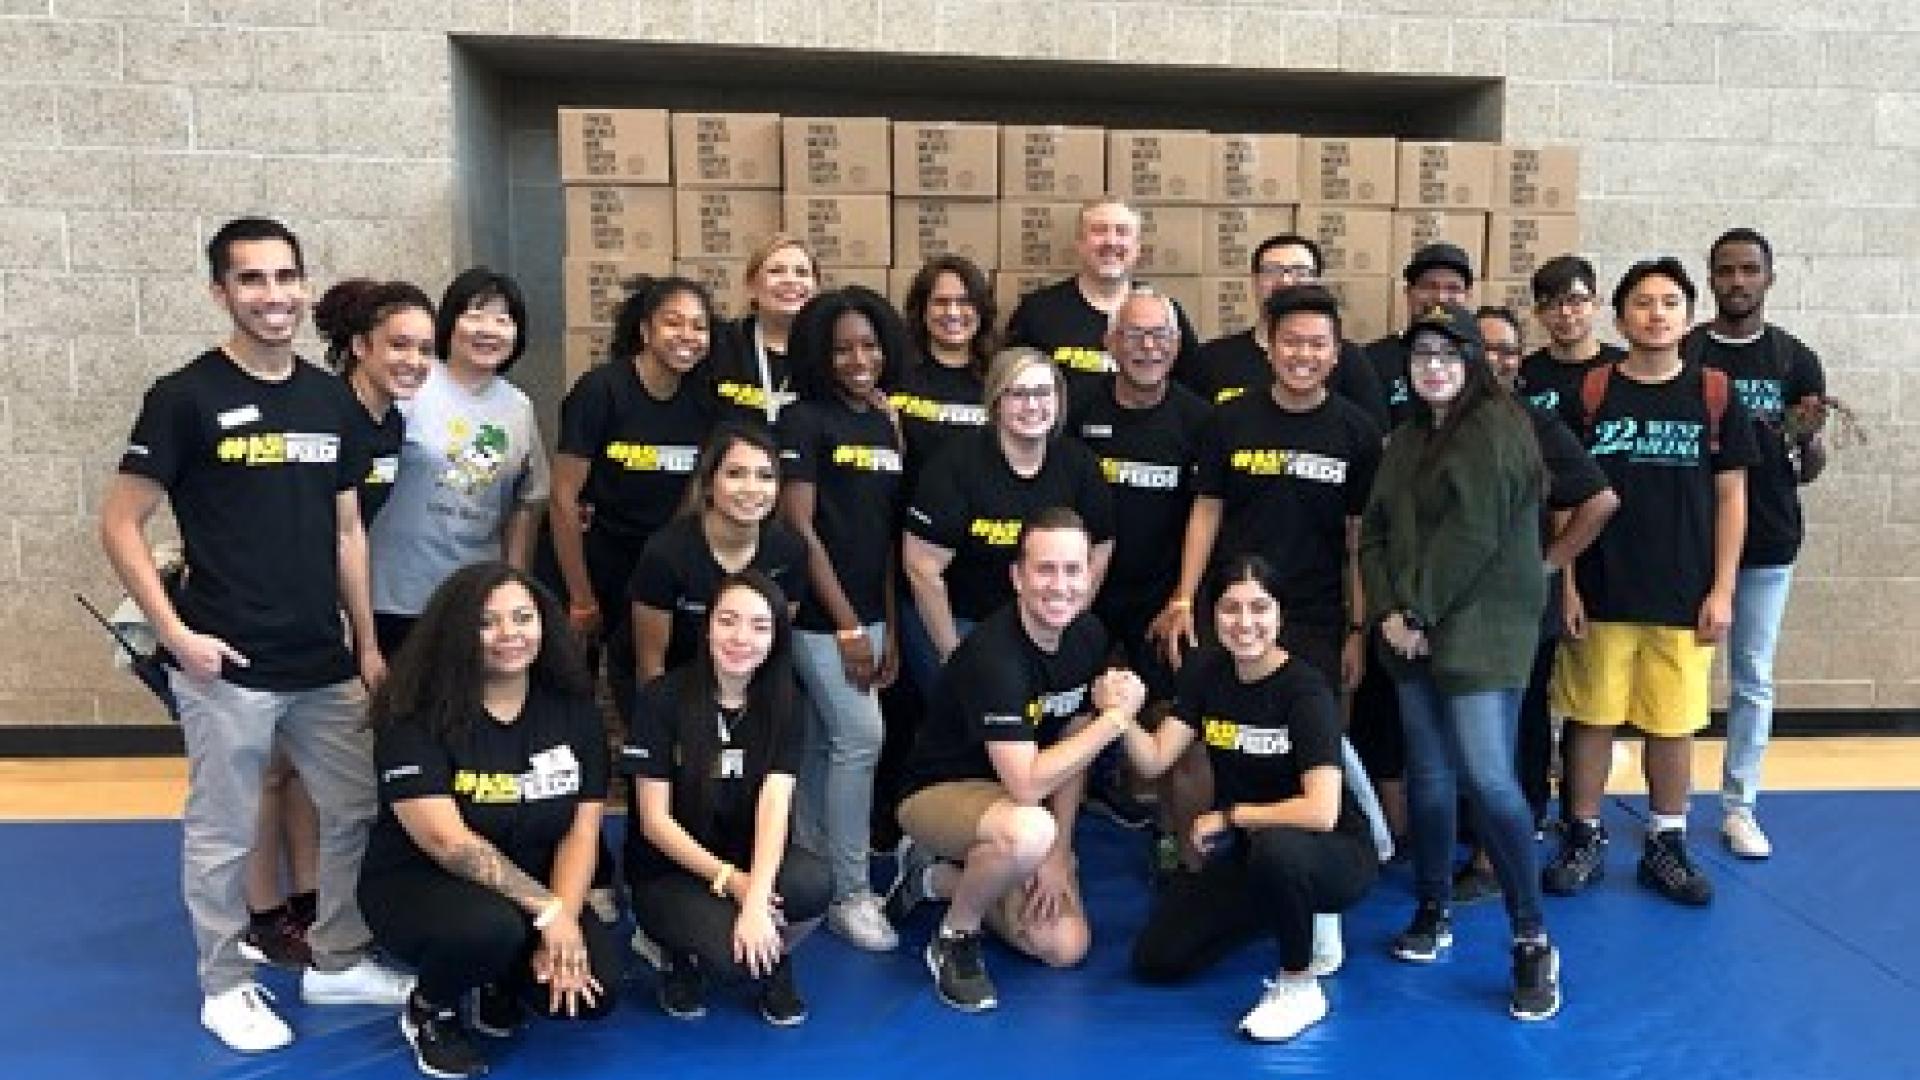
[711,864,734,897]
[1167,598,1192,611]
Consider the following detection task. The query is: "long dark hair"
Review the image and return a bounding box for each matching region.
[1407,329,1540,480]
[678,420,780,518]
[786,286,911,404]
[312,278,435,374]
[609,274,715,367]
[902,255,996,376]
[665,569,795,830]
[370,562,590,740]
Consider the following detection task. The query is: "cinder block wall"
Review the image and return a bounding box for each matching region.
[2,1,1914,728]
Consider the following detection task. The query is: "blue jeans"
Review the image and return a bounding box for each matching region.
[1395,675,1544,936]
[792,624,889,900]
[1723,564,1794,811]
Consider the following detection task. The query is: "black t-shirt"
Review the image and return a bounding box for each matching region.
[1171,647,1367,844]
[1362,334,1417,429]
[1005,277,1201,397]
[363,683,610,880]
[904,428,1117,622]
[1556,363,1760,627]
[619,667,803,876]
[1529,403,1610,637]
[776,396,904,630]
[351,401,404,525]
[118,350,367,691]
[889,357,987,488]
[708,315,791,426]
[1518,343,1628,415]
[1686,326,1826,568]
[557,359,717,546]
[904,605,1109,794]
[627,516,811,671]
[1067,376,1209,615]
[1180,331,1390,431]
[1194,391,1382,628]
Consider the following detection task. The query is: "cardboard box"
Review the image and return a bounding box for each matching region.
[563,185,674,259]
[1496,145,1581,214]
[1108,130,1212,205]
[564,255,673,327]
[671,112,781,189]
[672,258,747,318]
[819,266,891,295]
[992,270,1055,318]
[1194,276,1259,341]
[558,108,671,184]
[1136,205,1204,276]
[893,198,999,271]
[894,122,999,199]
[998,201,1080,272]
[672,189,781,261]
[1390,210,1489,279]
[1325,277,1395,344]
[784,193,891,267]
[1300,137,1397,207]
[886,268,919,310]
[1483,279,1548,350]
[1486,213,1582,280]
[1210,134,1301,204]
[1395,141,1497,210]
[1150,277,1206,333]
[1201,206,1299,276]
[783,117,891,194]
[1297,207,1393,277]
[564,326,614,384]
[1000,125,1106,199]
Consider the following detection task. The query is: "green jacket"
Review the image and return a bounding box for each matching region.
[1359,403,1546,695]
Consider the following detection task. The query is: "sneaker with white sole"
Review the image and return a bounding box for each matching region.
[827,891,900,952]
[201,982,293,1053]
[1238,975,1327,1042]
[402,993,488,1078]
[302,956,415,1006]
[1722,808,1772,860]
[1307,913,1344,977]
[883,839,940,924]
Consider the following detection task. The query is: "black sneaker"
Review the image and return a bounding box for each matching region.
[756,957,808,1027]
[1509,939,1562,1021]
[1389,901,1453,963]
[1543,820,1608,896]
[657,950,707,1019]
[925,929,997,1012]
[883,840,939,924]
[468,982,523,1038]
[1637,829,1713,906]
[1451,862,1502,906]
[402,994,489,1079]
[238,907,313,969]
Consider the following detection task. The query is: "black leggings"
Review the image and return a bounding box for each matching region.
[1517,635,1558,823]
[629,844,831,985]
[1132,826,1376,981]
[359,863,620,1016]
[1349,631,1406,783]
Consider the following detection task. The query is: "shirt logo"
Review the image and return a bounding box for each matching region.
[1100,457,1183,490]
[450,744,582,804]
[1080,423,1114,439]
[968,518,1023,546]
[1733,377,1784,423]
[440,418,510,494]
[1214,387,1248,405]
[606,442,698,473]
[381,764,421,783]
[216,405,262,429]
[1053,346,1114,374]
[1229,448,1349,483]
[1202,717,1292,757]
[830,444,904,473]
[365,455,399,486]
[1590,417,1705,465]
[215,432,341,467]
[890,394,987,426]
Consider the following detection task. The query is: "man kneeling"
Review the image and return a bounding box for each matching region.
[890,506,1146,1011]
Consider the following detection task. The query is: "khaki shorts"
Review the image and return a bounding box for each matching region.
[1550,622,1715,738]
[896,779,1084,951]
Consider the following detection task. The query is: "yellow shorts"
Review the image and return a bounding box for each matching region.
[1550,622,1715,737]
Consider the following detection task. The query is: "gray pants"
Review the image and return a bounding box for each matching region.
[170,670,377,994]
[791,623,888,900]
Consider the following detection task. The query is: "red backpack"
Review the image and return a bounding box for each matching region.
[1579,363,1730,454]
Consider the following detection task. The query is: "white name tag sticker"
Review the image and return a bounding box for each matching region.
[217,405,262,429]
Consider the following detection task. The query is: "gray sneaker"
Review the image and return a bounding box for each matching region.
[884,839,939,923]
[925,929,997,1012]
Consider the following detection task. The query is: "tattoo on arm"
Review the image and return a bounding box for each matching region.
[443,837,556,911]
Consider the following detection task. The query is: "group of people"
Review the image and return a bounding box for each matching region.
[99,201,1830,1075]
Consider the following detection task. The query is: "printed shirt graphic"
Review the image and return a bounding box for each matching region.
[370,364,551,615]
[1179,332,1391,431]
[1518,344,1626,414]
[777,397,905,630]
[1687,326,1826,568]
[1558,364,1759,627]
[1067,376,1208,613]
[557,357,717,545]
[627,516,811,672]
[1005,277,1200,398]
[891,359,988,488]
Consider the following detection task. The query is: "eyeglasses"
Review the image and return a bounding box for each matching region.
[1541,292,1595,311]
[1484,343,1523,357]
[1116,327,1177,348]
[1002,384,1056,402]
[1410,347,1466,368]
[1256,263,1318,281]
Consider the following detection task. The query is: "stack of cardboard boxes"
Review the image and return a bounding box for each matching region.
[558,108,1581,378]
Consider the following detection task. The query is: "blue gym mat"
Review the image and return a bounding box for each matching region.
[4,792,1916,1078]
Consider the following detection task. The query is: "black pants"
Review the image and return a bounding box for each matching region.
[1349,630,1406,783]
[374,613,417,660]
[1132,826,1376,981]
[580,527,650,730]
[1517,635,1558,823]
[629,844,831,985]
[359,862,620,1016]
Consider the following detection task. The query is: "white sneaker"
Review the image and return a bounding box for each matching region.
[301,956,415,1006]
[201,982,293,1053]
[1238,974,1328,1042]
[827,891,900,952]
[1722,808,1772,859]
[1307,913,1344,976]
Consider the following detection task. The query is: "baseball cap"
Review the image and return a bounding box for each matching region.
[1403,241,1475,286]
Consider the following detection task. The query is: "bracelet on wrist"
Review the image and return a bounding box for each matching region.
[532,897,564,929]
[835,627,865,643]
[1166,598,1192,611]
[711,863,734,898]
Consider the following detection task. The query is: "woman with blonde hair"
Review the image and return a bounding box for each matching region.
[711,233,820,425]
